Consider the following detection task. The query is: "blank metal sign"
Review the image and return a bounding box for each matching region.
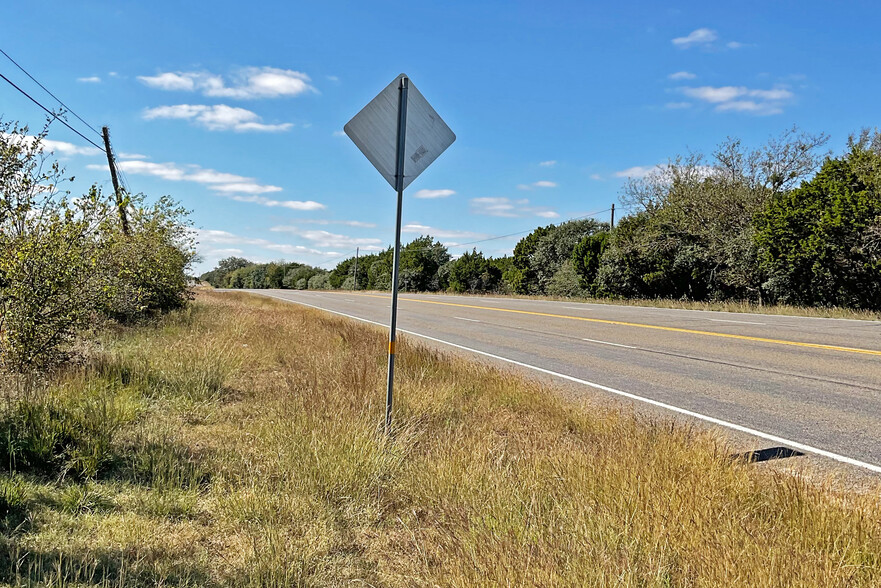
[344,73,456,191]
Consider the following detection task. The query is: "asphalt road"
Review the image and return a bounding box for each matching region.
[237,289,881,475]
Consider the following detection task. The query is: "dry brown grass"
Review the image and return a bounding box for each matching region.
[2,290,880,586]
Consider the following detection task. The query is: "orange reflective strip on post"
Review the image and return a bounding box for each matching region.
[389,340,396,355]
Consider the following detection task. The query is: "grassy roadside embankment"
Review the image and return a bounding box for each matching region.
[1,290,880,586]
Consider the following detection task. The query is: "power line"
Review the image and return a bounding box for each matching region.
[319,249,358,268]
[449,208,613,249]
[0,71,105,152]
[0,48,102,137]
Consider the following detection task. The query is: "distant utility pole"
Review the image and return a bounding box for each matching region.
[353,247,359,290]
[101,126,130,236]
[610,203,615,229]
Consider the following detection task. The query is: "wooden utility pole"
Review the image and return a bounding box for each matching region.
[610,203,615,229]
[101,126,130,236]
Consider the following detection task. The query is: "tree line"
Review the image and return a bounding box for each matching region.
[203,127,881,312]
[0,121,196,371]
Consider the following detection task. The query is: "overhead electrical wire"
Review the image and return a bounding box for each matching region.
[0,48,103,138]
[0,71,105,152]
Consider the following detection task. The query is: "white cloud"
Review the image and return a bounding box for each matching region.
[412,188,455,199]
[668,71,696,80]
[77,76,101,83]
[195,228,327,257]
[589,173,603,181]
[138,67,316,99]
[229,195,325,210]
[517,180,558,190]
[681,86,744,103]
[401,223,487,240]
[212,183,285,195]
[295,219,377,228]
[143,104,292,132]
[726,41,745,49]
[1,133,102,157]
[332,130,346,137]
[614,165,661,179]
[680,85,794,115]
[470,197,559,218]
[672,28,718,48]
[87,160,307,204]
[715,100,783,115]
[665,102,693,109]
[118,152,148,160]
[269,226,382,249]
[539,160,557,167]
[138,72,197,91]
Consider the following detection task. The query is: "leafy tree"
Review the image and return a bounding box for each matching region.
[399,235,450,291]
[510,225,553,294]
[756,138,881,309]
[308,272,331,290]
[546,260,584,298]
[448,250,502,293]
[572,231,609,292]
[530,219,604,293]
[604,128,829,302]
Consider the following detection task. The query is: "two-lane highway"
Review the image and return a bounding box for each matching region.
[238,289,881,475]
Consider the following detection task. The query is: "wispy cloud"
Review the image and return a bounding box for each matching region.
[269,226,382,249]
[412,188,455,199]
[118,152,149,160]
[143,104,292,132]
[77,76,101,83]
[228,195,325,210]
[668,71,696,80]
[2,133,102,157]
[85,160,327,209]
[196,228,327,257]
[679,85,793,115]
[470,197,558,218]
[137,67,317,99]
[294,219,376,228]
[672,28,717,48]
[539,160,557,167]
[665,102,693,110]
[613,165,660,179]
[516,180,558,190]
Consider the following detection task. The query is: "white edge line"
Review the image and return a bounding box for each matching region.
[454,317,481,322]
[253,291,881,476]
[583,338,636,349]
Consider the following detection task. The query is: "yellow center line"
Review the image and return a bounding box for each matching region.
[340,292,881,357]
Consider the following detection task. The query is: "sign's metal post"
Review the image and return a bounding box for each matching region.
[386,77,409,433]
[344,72,454,434]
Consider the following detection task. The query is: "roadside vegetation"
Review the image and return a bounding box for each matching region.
[2,290,880,586]
[204,127,881,316]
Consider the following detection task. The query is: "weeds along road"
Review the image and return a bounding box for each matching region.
[235,289,881,475]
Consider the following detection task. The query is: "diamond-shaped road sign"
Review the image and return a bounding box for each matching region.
[344,73,456,191]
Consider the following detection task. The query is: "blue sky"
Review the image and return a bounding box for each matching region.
[3,1,880,273]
